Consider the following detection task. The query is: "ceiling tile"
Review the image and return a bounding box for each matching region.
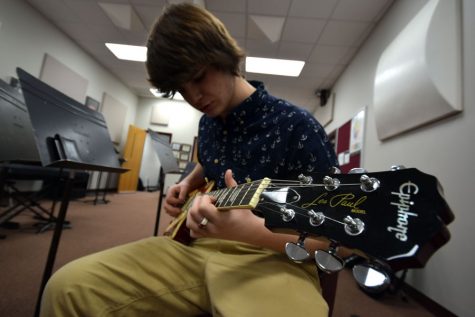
[63,0,114,26]
[24,0,394,98]
[281,17,326,43]
[245,39,279,58]
[134,4,166,31]
[300,63,335,79]
[213,12,246,38]
[129,0,165,5]
[248,0,292,16]
[332,0,393,22]
[288,0,339,19]
[206,0,246,13]
[308,45,350,64]
[277,42,314,61]
[27,0,81,23]
[318,20,370,46]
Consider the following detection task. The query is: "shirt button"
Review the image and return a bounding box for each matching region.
[214,159,219,164]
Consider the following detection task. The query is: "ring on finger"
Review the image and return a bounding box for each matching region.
[199,217,209,228]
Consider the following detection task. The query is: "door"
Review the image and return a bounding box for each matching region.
[118,125,147,192]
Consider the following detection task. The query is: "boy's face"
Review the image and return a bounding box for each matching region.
[179,67,237,119]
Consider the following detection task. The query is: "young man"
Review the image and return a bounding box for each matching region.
[40,4,339,317]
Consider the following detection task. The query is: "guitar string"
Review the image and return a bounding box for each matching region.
[255,200,347,226]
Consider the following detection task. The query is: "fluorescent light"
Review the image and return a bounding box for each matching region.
[105,43,147,62]
[149,88,185,101]
[245,57,305,77]
[150,88,162,97]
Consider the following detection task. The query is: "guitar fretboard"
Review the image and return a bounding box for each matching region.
[210,178,271,210]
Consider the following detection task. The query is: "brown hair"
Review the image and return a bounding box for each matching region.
[146,3,245,96]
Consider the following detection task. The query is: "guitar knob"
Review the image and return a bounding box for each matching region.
[280,207,295,222]
[329,166,341,174]
[315,243,344,274]
[308,210,325,226]
[343,215,365,236]
[390,165,406,171]
[352,261,392,294]
[285,233,310,263]
[323,176,340,191]
[360,174,380,192]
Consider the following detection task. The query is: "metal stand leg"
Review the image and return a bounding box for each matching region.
[34,170,75,317]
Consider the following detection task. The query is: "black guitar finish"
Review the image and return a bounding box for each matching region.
[254,168,453,271]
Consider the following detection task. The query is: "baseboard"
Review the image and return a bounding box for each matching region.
[402,283,457,317]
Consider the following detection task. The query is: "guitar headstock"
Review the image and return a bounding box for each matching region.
[255,167,454,271]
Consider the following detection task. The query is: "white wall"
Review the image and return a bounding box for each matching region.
[136,97,202,190]
[315,0,474,315]
[0,0,139,190]
[135,97,202,143]
[0,0,138,149]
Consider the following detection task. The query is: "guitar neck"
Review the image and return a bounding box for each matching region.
[209,178,271,210]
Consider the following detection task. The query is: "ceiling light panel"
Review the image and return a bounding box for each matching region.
[246,57,305,77]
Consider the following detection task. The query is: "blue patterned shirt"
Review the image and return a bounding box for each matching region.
[198,81,338,189]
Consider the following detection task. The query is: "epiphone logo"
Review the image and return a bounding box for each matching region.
[388,182,419,242]
[301,193,367,213]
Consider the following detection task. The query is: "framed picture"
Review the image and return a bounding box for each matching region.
[172,143,181,150]
[180,153,189,161]
[172,151,180,158]
[181,144,191,152]
[178,161,188,169]
[85,96,100,111]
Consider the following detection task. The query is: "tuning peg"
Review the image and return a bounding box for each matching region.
[352,261,392,294]
[308,210,325,226]
[280,207,295,222]
[323,176,340,191]
[390,165,406,171]
[349,167,367,174]
[360,174,380,192]
[315,242,344,274]
[285,233,310,263]
[298,174,313,184]
[343,215,365,236]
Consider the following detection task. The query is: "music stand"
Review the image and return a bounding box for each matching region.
[0,79,49,237]
[147,130,180,235]
[16,67,127,317]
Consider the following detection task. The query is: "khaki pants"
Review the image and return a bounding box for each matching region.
[40,237,328,317]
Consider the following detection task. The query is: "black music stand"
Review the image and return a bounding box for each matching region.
[16,68,128,317]
[147,130,180,236]
[0,78,45,237]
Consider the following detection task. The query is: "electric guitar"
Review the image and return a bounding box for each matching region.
[164,167,454,271]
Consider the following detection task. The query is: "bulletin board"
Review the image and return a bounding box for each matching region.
[330,108,366,173]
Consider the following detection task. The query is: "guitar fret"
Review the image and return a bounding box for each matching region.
[227,185,243,207]
[214,189,226,207]
[241,183,258,206]
[217,188,231,207]
[238,183,253,206]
